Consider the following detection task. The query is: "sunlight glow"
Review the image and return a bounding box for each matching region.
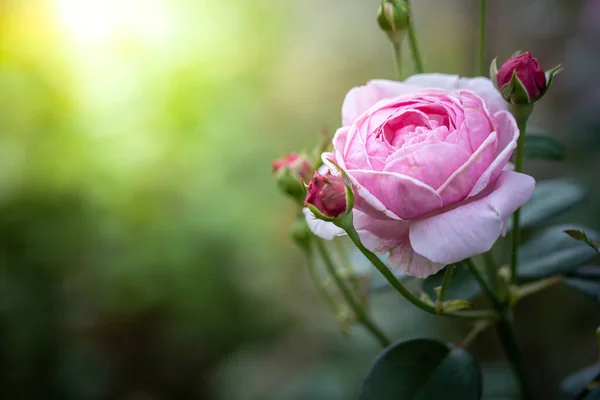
[56,0,169,45]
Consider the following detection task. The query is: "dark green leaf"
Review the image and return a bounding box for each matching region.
[482,364,518,400]
[562,363,600,399]
[567,266,600,280]
[507,180,586,232]
[359,339,482,400]
[422,264,481,301]
[565,229,600,252]
[524,133,566,160]
[563,266,600,302]
[518,225,600,279]
[564,278,600,302]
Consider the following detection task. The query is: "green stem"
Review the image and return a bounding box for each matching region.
[496,314,533,399]
[405,0,424,73]
[435,263,455,311]
[510,104,534,285]
[465,258,502,309]
[574,371,600,400]
[482,251,497,290]
[476,0,487,76]
[515,276,561,300]
[315,239,391,347]
[597,326,600,361]
[466,257,532,399]
[393,42,403,80]
[336,216,496,320]
[306,249,340,315]
[461,320,491,347]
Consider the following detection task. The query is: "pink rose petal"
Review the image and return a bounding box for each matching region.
[409,171,535,264]
[349,169,443,219]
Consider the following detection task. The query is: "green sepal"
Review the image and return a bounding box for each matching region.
[419,292,434,306]
[489,57,499,89]
[539,64,563,98]
[441,299,472,312]
[306,203,336,222]
[275,167,307,204]
[564,229,600,252]
[325,157,355,213]
[500,70,531,104]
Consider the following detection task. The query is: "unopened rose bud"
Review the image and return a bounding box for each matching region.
[491,52,562,106]
[377,0,409,44]
[272,153,313,203]
[496,52,546,104]
[272,153,312,182]
[305,171,353,221]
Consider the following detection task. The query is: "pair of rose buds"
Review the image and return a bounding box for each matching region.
[273,52,558,279]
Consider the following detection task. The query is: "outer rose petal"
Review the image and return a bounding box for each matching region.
[409,170,535,264]
[341,80,422,126]
[388,240,445,278]
[437,132,497,206]
[384,142,471,191]
[353,211,443,278]
[349,170,443,219]
[353,210,409,253]
[302,208,345,240]
[404,73,507,115]
[468,110,519,197]
[321,155,403,221]
[332,127,350,170]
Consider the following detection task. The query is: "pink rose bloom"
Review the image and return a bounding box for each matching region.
[306,74,535,278]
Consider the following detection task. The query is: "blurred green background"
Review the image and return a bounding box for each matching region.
[0,0,599,399]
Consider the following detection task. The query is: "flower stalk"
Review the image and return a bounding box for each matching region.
[465,258,532,399]
[305,249,342,315]
[435,263,455,313]
[377,0,409,79]
[315,239,391,347]
[465,258,502,309]
[461,320,491,348]
[510,103,534,285]
[477,0,487,76]
[496,313,533,400]
[393,42,403,80]
[336,214,497,321]
[405,0,424,73]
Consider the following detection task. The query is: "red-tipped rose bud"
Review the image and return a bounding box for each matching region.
[305,171,353,221]
[272,153,312,182]
[272,153,313,203]
[496,52,546,104]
